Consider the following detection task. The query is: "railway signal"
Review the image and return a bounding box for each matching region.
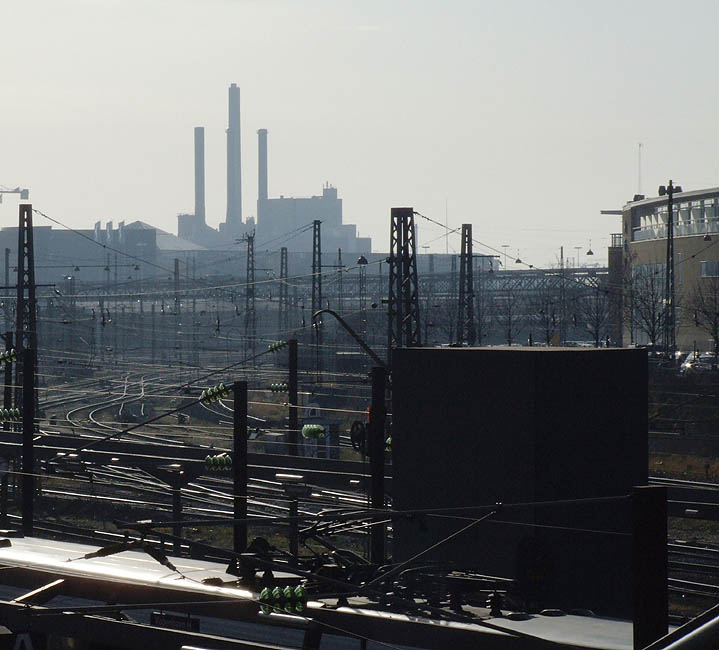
[200,383,230,404]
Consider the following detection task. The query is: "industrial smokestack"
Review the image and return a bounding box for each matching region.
[258,128,268,202]
[226,83,242,226]
[194,127,206,223]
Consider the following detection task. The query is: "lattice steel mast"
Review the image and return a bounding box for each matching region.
[387,207,421,362]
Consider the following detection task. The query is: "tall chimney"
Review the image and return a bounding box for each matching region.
[226,83,242,227]
[194,127,206,223]
[258,128,268,202]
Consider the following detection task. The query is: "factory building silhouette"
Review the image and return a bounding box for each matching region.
[178,84,371,253]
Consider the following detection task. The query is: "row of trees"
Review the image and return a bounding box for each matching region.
[629,264,719,356]
[421,278,611,347]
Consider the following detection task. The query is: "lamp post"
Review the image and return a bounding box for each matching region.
[659,180,682,363]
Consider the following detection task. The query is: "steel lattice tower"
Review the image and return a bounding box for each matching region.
[15,204,37,405]
[387,207,421,362]
[279,247,289,334]
[456,224,476,345]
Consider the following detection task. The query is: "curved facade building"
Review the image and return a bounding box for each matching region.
[622,187,719,352]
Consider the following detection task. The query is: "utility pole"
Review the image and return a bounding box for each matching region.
[151,303,156,365]
[660,180,681,362]
[288,339,298,456]
[358,256,368,339]
[337,248,343,314]
[1,332,11,525]
[240,233,256,360]
[279,247,289,334]
[387,207,421,362]
[425,253,434,344]
[113,253,118,363]
[192,255,198,367]
[233,380,248,553]
[560,246,567,344]
[449,255,457,344]
[3,249,8,333]
[174,258,181,365]
[311,221,322,375]
[22,348,36,536]
[456,224,475,345]
[369,366,386,564]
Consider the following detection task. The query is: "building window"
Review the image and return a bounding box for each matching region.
[701,260,719,278]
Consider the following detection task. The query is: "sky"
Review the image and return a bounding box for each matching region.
[3,0,719,269]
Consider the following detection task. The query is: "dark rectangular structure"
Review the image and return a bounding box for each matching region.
[392,347,648,616]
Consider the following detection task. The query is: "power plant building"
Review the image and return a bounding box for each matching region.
[178,85,371,254]
[256,129,371,253]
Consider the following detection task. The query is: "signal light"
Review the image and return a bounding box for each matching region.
[301,424,325,439]
[204,453,232,471]
[0,408,21,422]
[270,383,288,393]
[200,383,230,404]
[258,583,308,614]
[268,341,287,352]
[0,349,17,365]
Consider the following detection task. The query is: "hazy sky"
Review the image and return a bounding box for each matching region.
[3,0,719,268]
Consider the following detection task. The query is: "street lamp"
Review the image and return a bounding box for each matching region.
[659,180,682,363]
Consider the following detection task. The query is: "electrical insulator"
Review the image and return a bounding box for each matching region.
[270,383,288,393]
[0,349,17,365]
[258,583,308,614]
[200,383,230,404]
[268,341,287,352]
[385,435,392,452]
[0,408,21,422]
[301,424,325,439]
[204,453,232,471]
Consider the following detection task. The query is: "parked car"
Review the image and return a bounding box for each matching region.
[680,352,719,375]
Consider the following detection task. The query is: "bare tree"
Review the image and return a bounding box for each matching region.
[576,282,609,347]
[690,277,719,357]
[630,264,666,348]
[474,274,493,345]
[527,278,560,345]
[493,288,524,345]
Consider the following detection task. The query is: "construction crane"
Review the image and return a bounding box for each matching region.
[0,186,29,203]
